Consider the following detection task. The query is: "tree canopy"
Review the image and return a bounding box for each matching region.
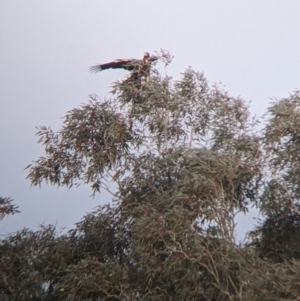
[1,51,300,300]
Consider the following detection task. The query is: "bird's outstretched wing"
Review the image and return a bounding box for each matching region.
[89,58,139,73]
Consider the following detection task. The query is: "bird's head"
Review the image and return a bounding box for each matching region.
[143,52,150,59]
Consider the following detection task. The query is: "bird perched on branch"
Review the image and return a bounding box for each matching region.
[89,52,158,82]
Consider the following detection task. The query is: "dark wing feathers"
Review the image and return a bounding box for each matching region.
[89,55,158,74]
[89,58,140,73]
[89,65,103,73]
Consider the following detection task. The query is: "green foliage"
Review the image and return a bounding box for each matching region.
[0,197,19,220]
[2,52,300,300]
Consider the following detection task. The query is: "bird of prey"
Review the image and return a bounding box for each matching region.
[89,52,158,82]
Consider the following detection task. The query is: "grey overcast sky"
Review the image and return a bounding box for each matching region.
[1,1,300,238]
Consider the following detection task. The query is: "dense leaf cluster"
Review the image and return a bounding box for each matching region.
[2,52,300,300]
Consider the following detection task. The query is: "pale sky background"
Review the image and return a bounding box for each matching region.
[1,1,300,239]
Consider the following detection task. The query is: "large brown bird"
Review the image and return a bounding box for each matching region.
[89,52,158,82]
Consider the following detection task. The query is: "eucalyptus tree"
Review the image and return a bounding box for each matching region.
[1,52,300,300]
